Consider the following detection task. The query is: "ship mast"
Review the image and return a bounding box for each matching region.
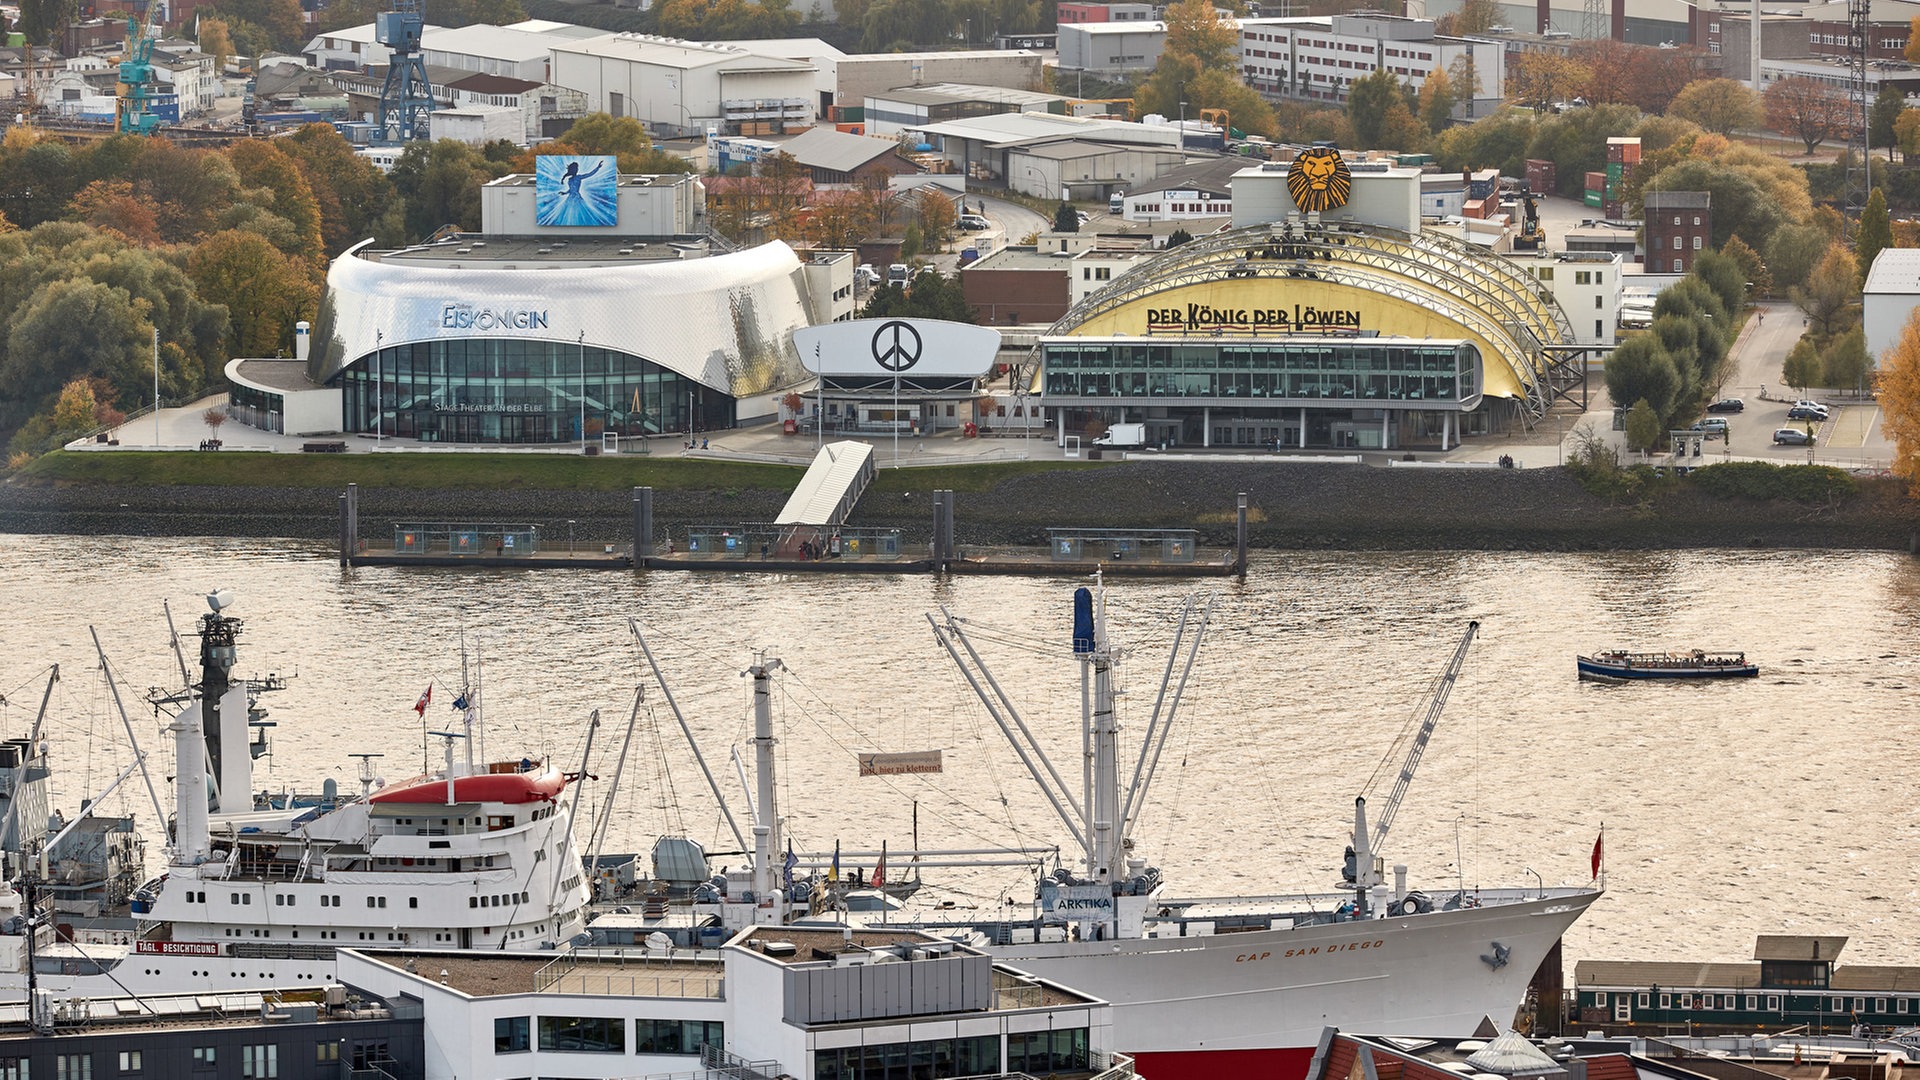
[1079,586,1121,884]
[747,654,784,905]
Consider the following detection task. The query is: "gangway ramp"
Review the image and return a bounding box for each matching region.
[776,441,875,528]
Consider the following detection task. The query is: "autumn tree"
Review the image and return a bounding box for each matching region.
[51,379,102,434]
[1135,0,1277,136]
[1624,398,1662,454]
[1347,69,1419,150]
[1821,327,1871,394]
[1721,235,1772,297]
[528,113,695,176]
[202,0,304,51]
[192,19,232,79]
[226,138,327,268]
[1506,52,1589,111]
[67,180,164,246]
[1668,78,1762,136]
[1857,188,1893,282]
[1766,76,1849,155]
[281,124,401,254]
[1418,66,1456,132]
[1897,109,1920,164]
[1605,335,1682,424]
[1782,334,1822,392]
[1870,83,1906,157]
[1433,0,1497,35]
[203,406,229,442]
[188,230,317,358]
[1877,309,1920,485]
[1794,240,1860,337]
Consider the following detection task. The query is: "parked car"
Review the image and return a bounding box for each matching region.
[1787,405,1827,421]
[1689,417,1728,438]
[957,214,990,231]
[854,264,880,287]
[1706,398,1744,413]
[1076,211,1091,225]
[1773,428,1814,446]
[1791,399,1830,417]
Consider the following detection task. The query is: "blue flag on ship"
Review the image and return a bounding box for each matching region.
[782,844,796,890]
[452,692,470,711]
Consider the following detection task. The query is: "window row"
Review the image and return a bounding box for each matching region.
[494,1015,724,1056]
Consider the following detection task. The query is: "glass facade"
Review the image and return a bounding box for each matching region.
[341,340,733,444]
[813,1034,1001,1080]
[1042,339,1481,405]
[228,383,286,435]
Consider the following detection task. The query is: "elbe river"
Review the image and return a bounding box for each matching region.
[3,535,1916,966]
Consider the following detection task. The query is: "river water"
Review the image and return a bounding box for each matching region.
[2,535,1916,967]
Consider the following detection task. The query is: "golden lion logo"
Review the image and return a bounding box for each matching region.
[1286,148,1352,213]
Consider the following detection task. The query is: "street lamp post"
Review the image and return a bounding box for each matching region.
[578,331,587,453]
[1179,100,1188,148]
[374,330,383,444]
[567,519,575,555]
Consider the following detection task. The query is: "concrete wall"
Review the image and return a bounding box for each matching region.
[1865,293,1917,362]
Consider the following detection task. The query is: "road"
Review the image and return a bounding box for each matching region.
[1697,300,1887,469]
[971,193,1050,247]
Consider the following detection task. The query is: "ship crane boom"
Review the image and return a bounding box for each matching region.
[1351,621,1477,891]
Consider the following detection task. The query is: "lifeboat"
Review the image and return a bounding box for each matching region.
[370,767,567,806]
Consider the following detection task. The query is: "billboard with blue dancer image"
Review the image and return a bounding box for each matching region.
[535,155,618,227]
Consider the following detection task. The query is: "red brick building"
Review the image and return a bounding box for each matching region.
[961,247,1072,325]
[1643,190,1710,274]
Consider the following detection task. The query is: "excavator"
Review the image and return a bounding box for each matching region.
[1513,188,1546,251]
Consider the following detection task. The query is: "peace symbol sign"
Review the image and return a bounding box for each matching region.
[872,320,923,373]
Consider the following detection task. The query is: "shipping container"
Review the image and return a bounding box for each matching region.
[1525,158,1555,193]
[1605,136,1641,164]
[1584,191,1603,208]
[1585,171,1607,191]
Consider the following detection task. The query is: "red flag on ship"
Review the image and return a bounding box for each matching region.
[871,841,886,888]
[1591,826,1604,880]
[414,682,433,717]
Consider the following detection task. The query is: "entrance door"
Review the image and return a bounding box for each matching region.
[1614,997,1632,1022]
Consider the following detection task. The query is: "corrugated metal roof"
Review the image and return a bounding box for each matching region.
[781,127,903,174]
[1754,935,1848,961]
[1573,961,1764,988]
[1863,247,1920,294]
[1829,965,1920,991]
[423,23,563,62]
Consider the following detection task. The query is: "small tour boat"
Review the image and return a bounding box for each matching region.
[1577,648,1759,680]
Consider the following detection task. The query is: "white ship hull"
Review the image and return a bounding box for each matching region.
[974,887,1598,1080]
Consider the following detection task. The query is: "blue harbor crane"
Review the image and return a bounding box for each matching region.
[374,0,434,144]
[116,0,165,135]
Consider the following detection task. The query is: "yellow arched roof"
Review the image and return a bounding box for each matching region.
[1044,220,1575,415]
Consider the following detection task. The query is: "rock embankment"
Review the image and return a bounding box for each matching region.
[1,462,1912,551]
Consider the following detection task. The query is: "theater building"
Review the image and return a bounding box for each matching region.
[230,158,833,444]
[1036,154,1588,451]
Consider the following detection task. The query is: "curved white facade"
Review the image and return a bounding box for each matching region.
[319,239,814,398]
